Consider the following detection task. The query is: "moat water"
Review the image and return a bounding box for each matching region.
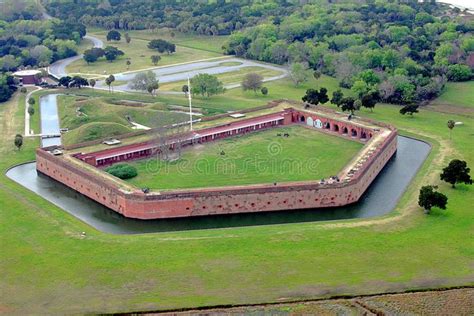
[6,136,430,234]
[39,94,61,147]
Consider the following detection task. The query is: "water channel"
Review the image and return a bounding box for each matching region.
[39,94,62,147]
[6,136,430,234]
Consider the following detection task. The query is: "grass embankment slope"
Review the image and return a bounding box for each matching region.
[0,79,473,314]
[56,95,188,145]
[67,30,224,76]
[127,126,363,190]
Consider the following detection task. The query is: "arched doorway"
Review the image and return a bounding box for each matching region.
[333,124,339,132]
[361,132,367,139]
[351,129,357,137]
[342,127,348,134]
[300,115,305,122]
[324,122,330,129]
[307,117,314,127]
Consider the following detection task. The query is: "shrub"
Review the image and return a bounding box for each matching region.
[105,163,138,179]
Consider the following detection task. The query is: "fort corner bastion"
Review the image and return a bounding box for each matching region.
[36,102,397,220]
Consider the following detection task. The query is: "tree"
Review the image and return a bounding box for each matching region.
[447,120,455,139]
[302,89,321,106]
[318,88,329,104]
[340,97,359,115]
[440,159,472,188]
[331,89,344,106]
[70,76,89,89]
[191,73,224,98]
[146,82,159,96]
[28,106,35,116]
[105,75,115,93]
[28,97,35,106]
[151,55,161,66]
[289,62,309,86]
[148,39,175,54]
[58,76,72,87]
[400,104,419,116]
[447,64,472,82]
[418,185,448,214]
[313,70,321,79]
[360,92,378,112]
[182,84,189,97]
[242,73,263,93]
[106,30,121,42]
[126,60,131,70]
[14,134,23,150]
[89,79,96,89]
[104,46,124,62]
[129,71,158,91]
[83,47,105,64]
[83,50,98,64]
[124,33,131,45]
[261,87,268,95]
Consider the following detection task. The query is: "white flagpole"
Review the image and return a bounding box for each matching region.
[188,76,193,131]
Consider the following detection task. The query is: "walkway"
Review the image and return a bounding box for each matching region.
[48,35,104,79]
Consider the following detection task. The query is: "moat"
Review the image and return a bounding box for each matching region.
[6,136,430,234]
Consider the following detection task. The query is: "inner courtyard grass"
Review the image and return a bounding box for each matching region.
[126,126,363,190]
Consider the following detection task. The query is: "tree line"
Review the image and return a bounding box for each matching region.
[223,1,473,105]
[44,0,296,36]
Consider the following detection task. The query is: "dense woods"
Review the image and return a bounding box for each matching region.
[223,1,474,104]
[0,17,85,71]
[44,0,295,35]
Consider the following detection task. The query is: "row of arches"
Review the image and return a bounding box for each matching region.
[297,114,372,141]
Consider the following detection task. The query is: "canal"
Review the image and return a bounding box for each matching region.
[39,94,62,147]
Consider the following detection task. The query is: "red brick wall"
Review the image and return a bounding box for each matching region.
[36,132,397,220]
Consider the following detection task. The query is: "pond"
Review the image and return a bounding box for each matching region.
[6,136,430,234]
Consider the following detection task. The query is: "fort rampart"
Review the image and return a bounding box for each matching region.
[36,106,397,219]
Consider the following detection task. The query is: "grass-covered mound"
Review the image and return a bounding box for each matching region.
[127,125,363,190]
[105,163,138,180]
[62,122,131,145]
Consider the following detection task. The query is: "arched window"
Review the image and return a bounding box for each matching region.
[351,129,357,137]
[342,127,348,134]
[300,115,305,122]
[333,124,339,132]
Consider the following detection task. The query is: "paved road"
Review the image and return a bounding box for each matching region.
[48,35,104,78]
[96,57,288,92]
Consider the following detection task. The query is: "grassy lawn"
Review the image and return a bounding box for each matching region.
[0,75,473,314]
[57,95,188,145]
[431,81,474,108]
[112,28,229,54]
[52,74,346,116]
[160,66,284,91]
[67,32,223,76]
[126,126,363,190]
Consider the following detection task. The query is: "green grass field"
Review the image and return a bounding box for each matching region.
[126,126,362,190]
[431,81,474,108]
[67,32,223,76]
[1,66,473,314]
